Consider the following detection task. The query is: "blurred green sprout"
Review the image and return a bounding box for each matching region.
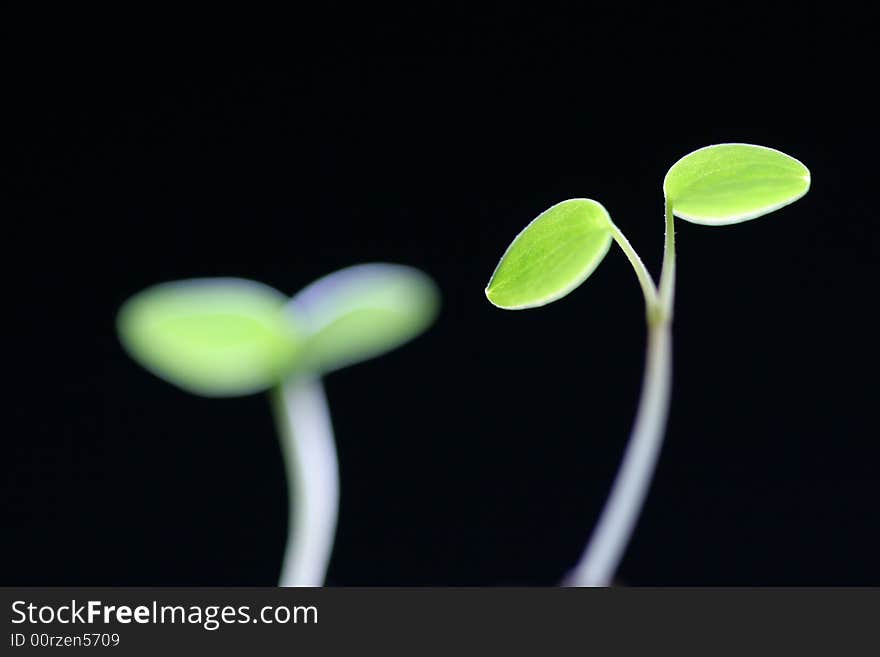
[118,263,439,586]
[486,144,810,586]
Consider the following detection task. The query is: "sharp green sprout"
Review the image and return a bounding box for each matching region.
[118,264,439,586]
[486,143,810,586]
[485,199,614,310]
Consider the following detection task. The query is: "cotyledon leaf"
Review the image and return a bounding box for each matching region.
[288,263,439,374]
[485,198,613,310]
[117,278,303,397]
[664,143,811,225]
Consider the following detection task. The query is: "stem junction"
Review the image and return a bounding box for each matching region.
[566,197,676,586]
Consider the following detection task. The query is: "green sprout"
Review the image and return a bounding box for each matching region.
[486,144,810,586]
[118,264,439,586]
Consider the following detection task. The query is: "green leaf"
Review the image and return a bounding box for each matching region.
[485,198,613,310]
[117,278,302,397]
[664,143,811,225]
[289,264,439,374]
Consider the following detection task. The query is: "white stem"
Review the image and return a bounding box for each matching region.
[567,317,672,586]
[272,377,339,587]
[567,201,676,587]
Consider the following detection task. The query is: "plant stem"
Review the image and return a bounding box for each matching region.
[271,376,340,587]
[659,196,676,313]
[566,315,671,585]
[566,200,676,586]
[608,222,659,311]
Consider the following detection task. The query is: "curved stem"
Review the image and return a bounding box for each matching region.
[566,203,676,587]
[566,317,671,586]
[271,376,339,587]
[608,222,659,310]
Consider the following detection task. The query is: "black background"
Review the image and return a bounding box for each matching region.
[5,6,878,585]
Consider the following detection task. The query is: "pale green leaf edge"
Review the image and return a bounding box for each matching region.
[485,198,613,310]
[663,143,812,226]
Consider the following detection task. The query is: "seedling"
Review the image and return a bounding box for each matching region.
[485,144,810,586]
[117,264,439,586]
